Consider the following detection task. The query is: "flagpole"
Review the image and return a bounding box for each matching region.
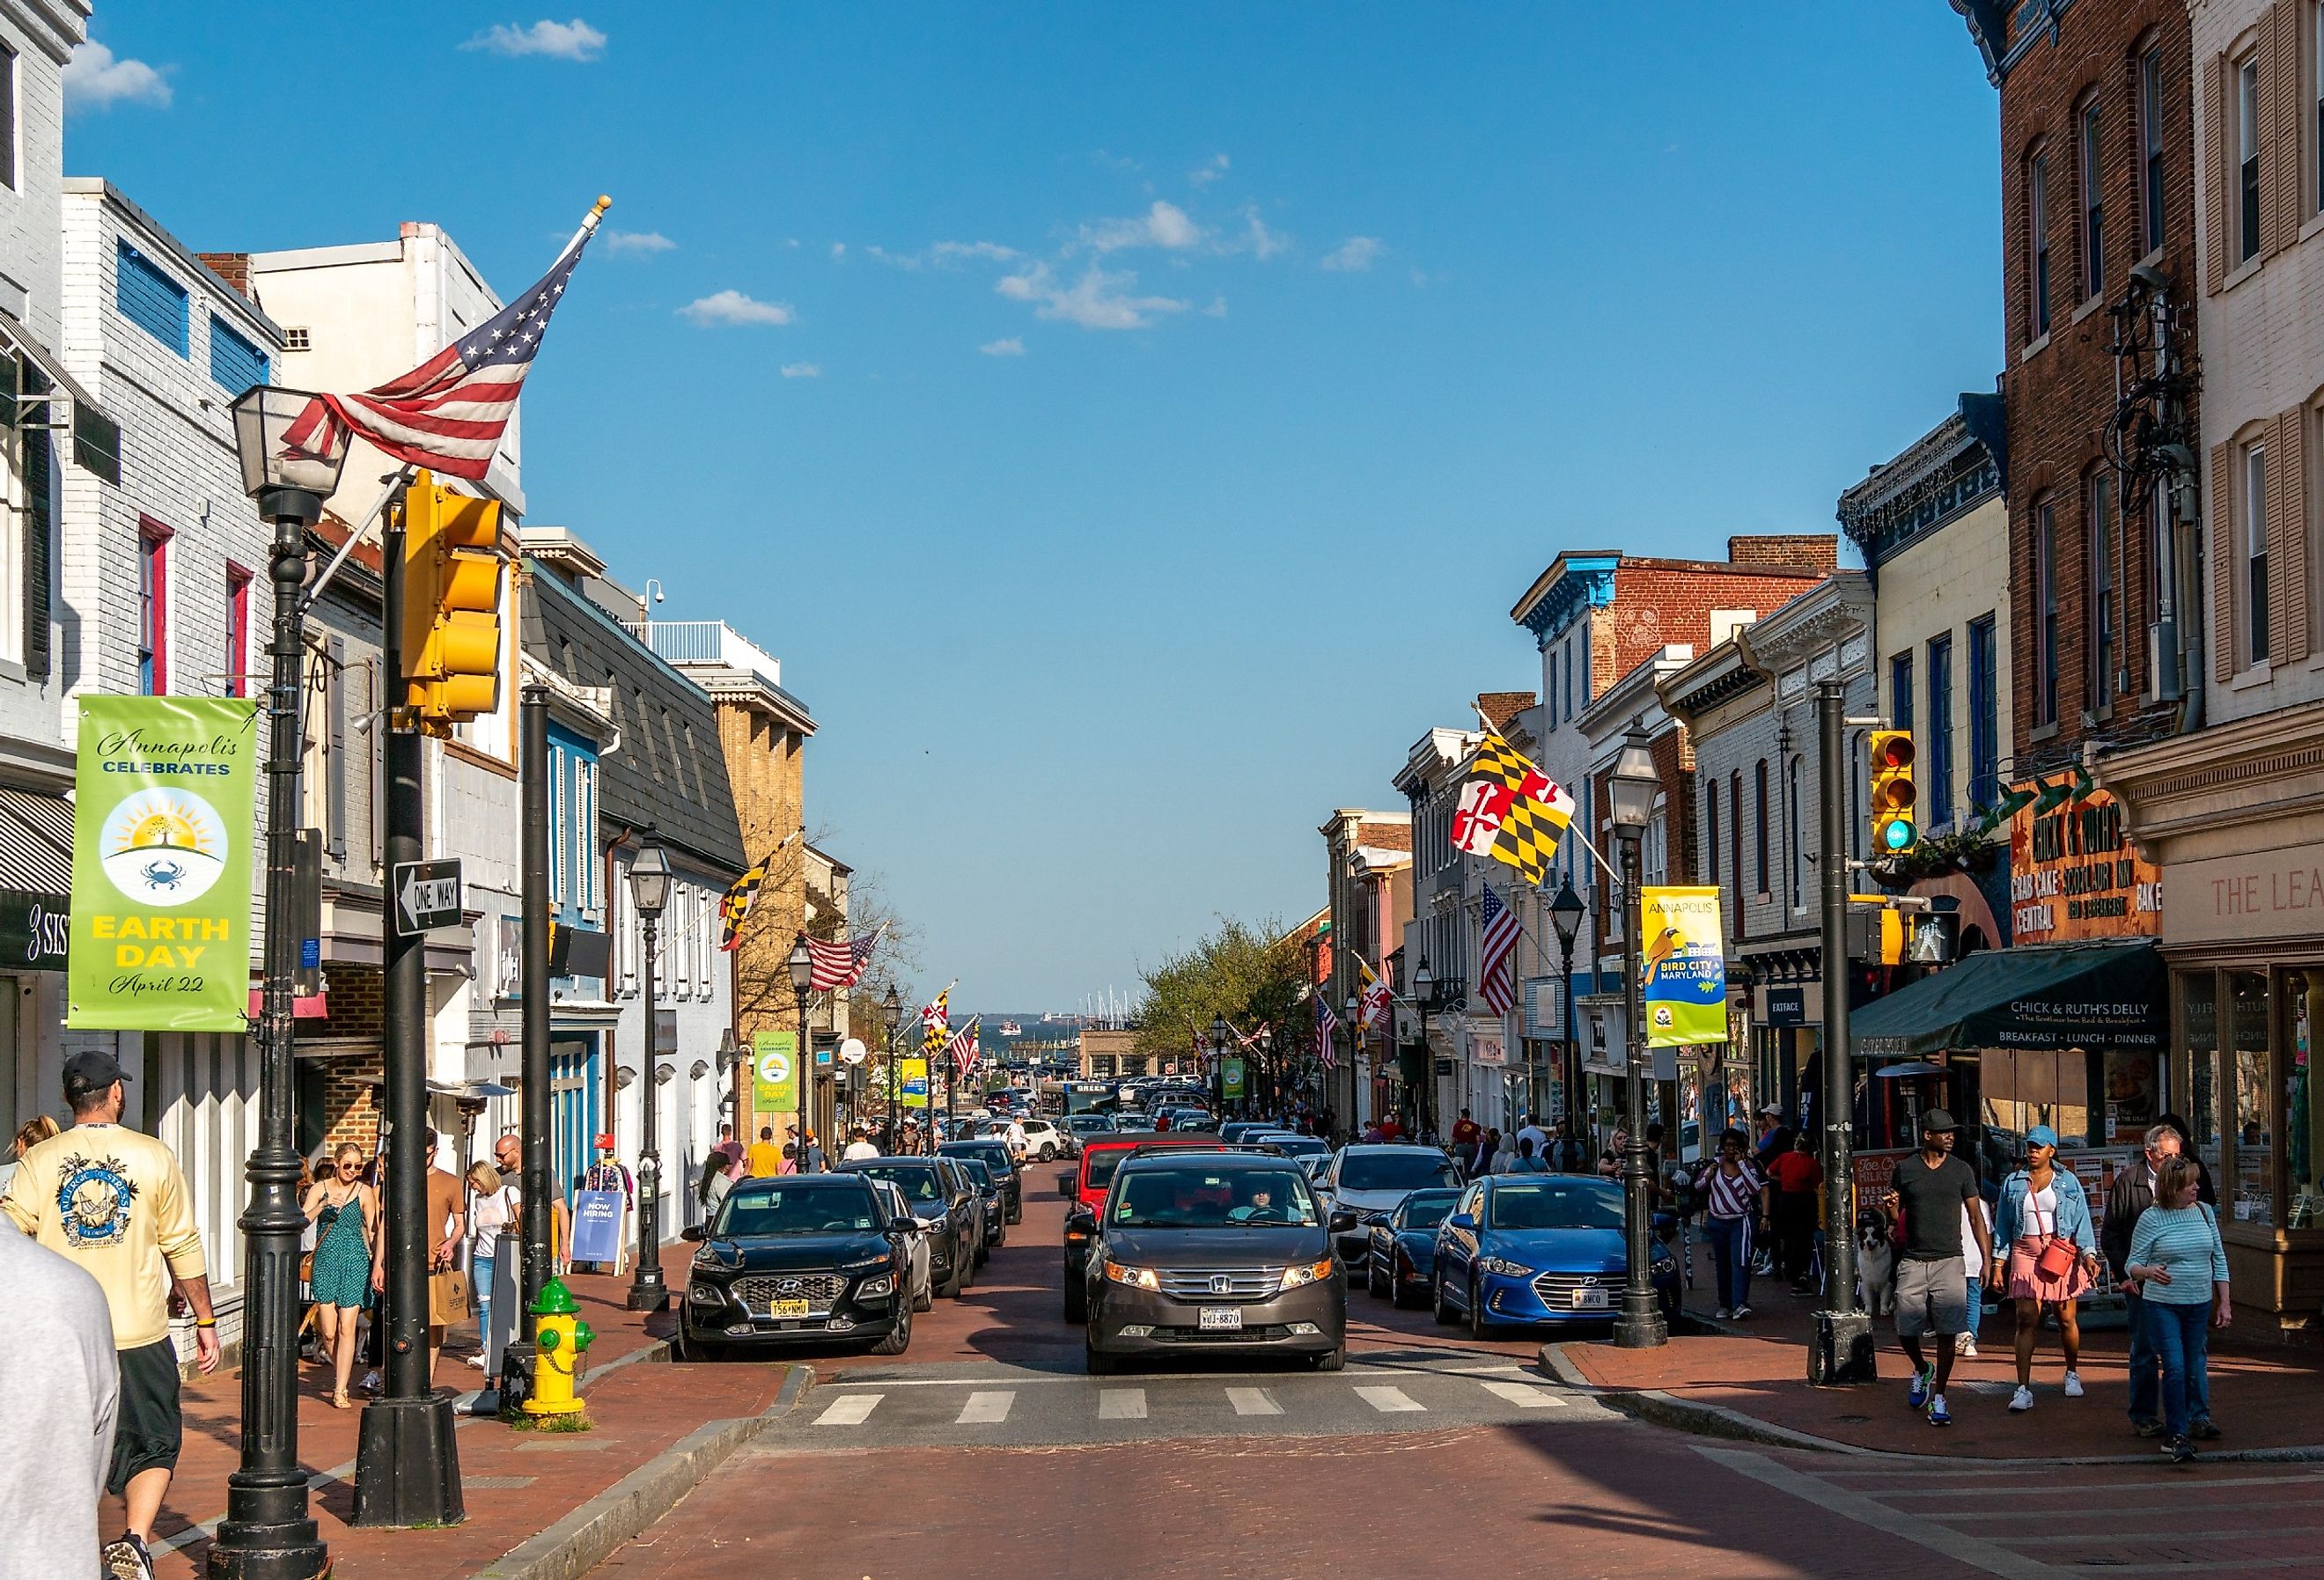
[561,195,613,261]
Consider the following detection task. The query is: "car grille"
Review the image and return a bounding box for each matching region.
[1531,1272,1614,1306]
[732,1273,846,1312]
[1156,1267,1282,1301]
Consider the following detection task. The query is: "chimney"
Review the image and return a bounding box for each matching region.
[1475,691,1535,731]
[1726,533,1839,573]
[195,253,254,302]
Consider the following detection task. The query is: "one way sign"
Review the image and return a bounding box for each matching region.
[393,859,463,936]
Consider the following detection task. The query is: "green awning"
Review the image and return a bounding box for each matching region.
[1850,938,2165,1059]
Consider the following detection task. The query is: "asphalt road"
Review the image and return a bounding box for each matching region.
[584,1163,2324,1580]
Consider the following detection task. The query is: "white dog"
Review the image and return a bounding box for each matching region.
[1856,1211,1897,1318]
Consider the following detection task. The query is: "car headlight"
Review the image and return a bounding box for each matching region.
[856,1273,897,1297]
[1278,1258,1336,1292]
[1104,1260,1160,1290]
[1476,1257,1533,1278]
[685,1281,726,1307]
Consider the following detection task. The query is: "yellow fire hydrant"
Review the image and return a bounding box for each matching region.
[523,1277,596,1418]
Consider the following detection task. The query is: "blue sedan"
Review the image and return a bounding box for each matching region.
[1364,1187,1461,1308]
[1431,1175,1679,1338]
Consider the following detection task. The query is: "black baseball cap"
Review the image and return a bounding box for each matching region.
[1920,1108,1957,1135]
[63,1048,131,1092]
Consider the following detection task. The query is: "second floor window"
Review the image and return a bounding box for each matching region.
[2239,55,2261,265]
[2029,149,2052,337]
[1786,757,1803,911]
[1968,614,2000,813]
[2143,48,2166,250]
[2089,472,2116,709]
[1890,651,1915,735]
[1754,760,1769,896]
[1729,771,1745,937]
[2080,98,2104,298]
[2034,500,2060,725]
[1927,633,1955,829]
[2246,441,2270,666]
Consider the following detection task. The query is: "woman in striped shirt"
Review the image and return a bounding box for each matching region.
[1690,1129,1769,1320]
[2122,1155,2232,1464]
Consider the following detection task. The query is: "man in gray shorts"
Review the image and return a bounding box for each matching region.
[1886,1110,1991,1427]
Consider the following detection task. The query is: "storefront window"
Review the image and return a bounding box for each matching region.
[2231,971,2273,1225]
[2290,971,2324,1230]
[1982,1047,2091,1147]
[2181,972,2222,1183]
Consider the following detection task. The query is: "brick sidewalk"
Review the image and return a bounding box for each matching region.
[1553,1234,2324,1457]
[119,1256,769,1580]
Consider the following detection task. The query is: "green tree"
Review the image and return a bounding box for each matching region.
[1136,916,1307,1097]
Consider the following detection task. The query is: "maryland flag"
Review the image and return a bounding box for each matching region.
[1450,728,1576,885]
[717,854,769,952]
[1357,957,1392,1032]
[922,988,952,1060]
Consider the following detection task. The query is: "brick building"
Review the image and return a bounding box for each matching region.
[1319,806,1411,1132]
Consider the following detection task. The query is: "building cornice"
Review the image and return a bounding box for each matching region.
[1735,574,1872,677]
[1393,727,1482,797]
[1511,553,1620,646]
[2092,701,2324,850]
[1658,640,1765,725]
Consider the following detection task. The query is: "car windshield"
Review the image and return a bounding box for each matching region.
[943,1143,1013,1172]
[1487,1180,1624,1231]
[1266,1137,1328,1157]
[955,1158,996,1186]
[1065,1116,1112,1134]
[1337,1153,1459,1192]
[847,1165,945,1202]
[1111,1168,1319,1229]
[713,1186,881,1237]
[1397,1191,1461,1230]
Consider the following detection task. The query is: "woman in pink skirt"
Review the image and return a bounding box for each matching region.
[1989,1125,2102,1414]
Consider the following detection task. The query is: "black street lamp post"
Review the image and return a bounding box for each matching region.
[1411,957,1434,1138]
[1342,991,1360,1135]
[213,387,349,1580]
[626,831,672,1312]
[788,937,815,1165]
[1607,719,1667,1349]
[1549,878,1585,1138]
[1256,1025,1274,1114]
[881,987,903,1151]
[1208,1013,1229,1113]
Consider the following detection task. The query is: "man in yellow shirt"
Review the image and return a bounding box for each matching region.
[2,1049,217,1580]
[746,1124,784,1178]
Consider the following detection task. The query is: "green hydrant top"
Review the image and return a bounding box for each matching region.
[531,1277,580,1317]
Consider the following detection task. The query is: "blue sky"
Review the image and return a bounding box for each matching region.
[67,4,2001,1010]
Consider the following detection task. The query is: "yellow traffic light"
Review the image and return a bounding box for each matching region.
[400,469,506,732]
[1870,729,1917,856]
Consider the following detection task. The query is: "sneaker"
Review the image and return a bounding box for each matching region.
[1958,1337,1978,1360]
[1908,1365,1934,1411]
[2190,1417,2222,1441]
[2167,1437,2196,1465]
[1928,1395,1952,1427]
[2008,1385,2034,1413]
[463,1354,488,1371]
[1713,1306,1732,1320]
[2132,1416,2164,1438]
[101,1533,152,1580]
[2063,1370,2085,1399]
[1729,1304,1752,1320]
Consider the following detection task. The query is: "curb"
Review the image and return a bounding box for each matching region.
[471,1362,812,1580]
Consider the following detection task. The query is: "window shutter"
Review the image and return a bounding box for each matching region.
[2213,441,2237,680]
[2276,407,2311,663]
[2273,2,2305,252]
[2210,55,2232,293]
[326,636,347,861]
[22,395,50,682]
[2268,415,2295,666]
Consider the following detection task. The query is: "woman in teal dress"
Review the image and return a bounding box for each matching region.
[303,1141,379,1407]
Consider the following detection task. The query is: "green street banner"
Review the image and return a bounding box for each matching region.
[1640,885,1727,1048]
[1221,1055,1246,1102]
[753,1029,798,1113]
[69,696,258,1032]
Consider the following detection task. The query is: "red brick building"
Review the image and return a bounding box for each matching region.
[1956,0,2202,775]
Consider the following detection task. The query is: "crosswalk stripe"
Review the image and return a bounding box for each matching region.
[1354,1385,1425,1415]
[955,1391,1015,1424]
[1097,1388,1147,1421]
[1225,1387,1282,1416]
[1478,1380,1566,1409]
[814,1393,882,1427]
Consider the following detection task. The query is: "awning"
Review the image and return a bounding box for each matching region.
[0,786,72,971]
[1850,938,2166,1059]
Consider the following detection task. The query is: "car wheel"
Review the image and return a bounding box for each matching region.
[992,1222,1007,1250]
[1365,1255,1386,1300]
[913,1276,934,1313]
[958,1242,977,1287]
[1468,1275,1494,1339]
[870,1303,912,1356]
[1039,1144,1056,1161]
[1312,1345,1346,1372]
[1085,1339,1118,1377]
[938,1256,963,1299]
[1432,1272,1458,1326]
[1063,1275,1087,1323]
[1008,1204,1023,1226]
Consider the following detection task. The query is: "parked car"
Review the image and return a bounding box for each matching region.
[939,1138,1023,1224]
[1063,1113,1117,1150]
[1364,1187,1460,1307]
[951,1154,1009,1253]
[1218,1121,1276,1143]
[675,1175,915,1359]
[835,1157,979,1297]
[865,1176,934,1312]
[1293,1154,1334,1189]
[1430,1174,1680,1338]
[1074,1150,1355,1374]
[1062,1131,1234,1319]
[934,1156,989,1267]
[1247,1132,1330,1165]
[1017,1118,1068,1160]
[1318,1144,1460,1264]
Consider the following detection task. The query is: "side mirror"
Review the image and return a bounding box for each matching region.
[1327,1209,1357,1234]
[1065,1207,1097,1235]
[680,1224,705,1243]
[1058,1173,1077,1197]
[1448,1211,1477,1231]
[911,1216,938,1233]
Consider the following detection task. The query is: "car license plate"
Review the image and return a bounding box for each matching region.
[1198,1306,1243,1331]
[1570,1288,1610,1312]
[767,1298,812,1319]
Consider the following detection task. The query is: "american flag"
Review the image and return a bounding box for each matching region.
[1314,994,1338,1068]
[806,924,886,990]
[283,198,607,481]
[1477,884,1519,1016]
[945,1017,981,1079]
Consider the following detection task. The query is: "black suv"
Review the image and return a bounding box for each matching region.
[676,1175,914,1359]
[836,1157,979,1297]
[940,1138,1024,1224]
[1074,1151,1354,1374]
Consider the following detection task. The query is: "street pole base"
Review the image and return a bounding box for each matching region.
[1809,1310,1879,1386]
[625,1279,669,1313]
[204,1473,326,1580]
[352,1390,466,1528]
[1613,1294,1668,1349]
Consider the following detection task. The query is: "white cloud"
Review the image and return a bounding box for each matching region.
[1083,200,1204,254]
[1202,296,1228,318]
[601,229,674,255]
[679,290,794,327]
[932,240,1021,265]
[779,362,820,378]
[829,242,847,261]
[463,18,607,61]
[1189,154,1230,187]
[997,262,1186,330]
[63,41,171,110]
[980,338,1026,357]
[866,245,921,270]
[1239,209,1287,261]
[1320,236,1383,272]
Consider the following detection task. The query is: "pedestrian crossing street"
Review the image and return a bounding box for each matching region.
[780,1363,1616,1448]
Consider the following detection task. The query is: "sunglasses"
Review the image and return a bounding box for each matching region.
[336,1162,360,1172]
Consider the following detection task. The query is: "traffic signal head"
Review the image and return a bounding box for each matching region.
[1870,728,1918,855]
[400,469,507,733]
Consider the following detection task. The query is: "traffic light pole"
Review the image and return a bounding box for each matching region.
[1811,678,1875,1385]
[507,684,554,1400]
[355,509,466,1526]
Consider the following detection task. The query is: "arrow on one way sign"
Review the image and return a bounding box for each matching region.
[394,859,463,935]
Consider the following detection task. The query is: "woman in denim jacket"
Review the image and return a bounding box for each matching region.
[1989,1126,2103,1414]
